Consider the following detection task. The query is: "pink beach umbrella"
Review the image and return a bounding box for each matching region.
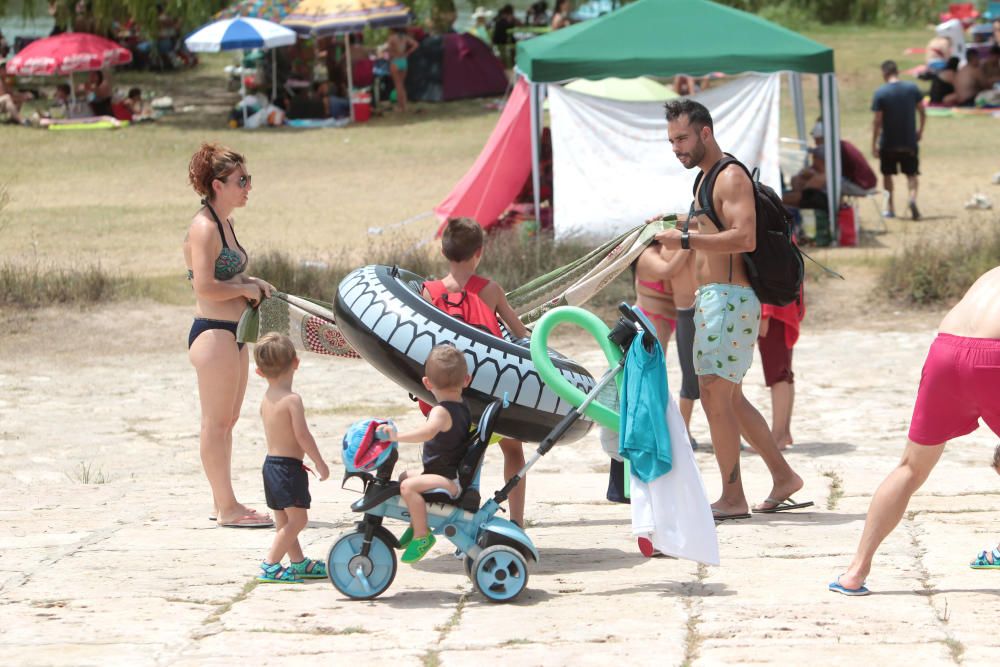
[5,32,131,76]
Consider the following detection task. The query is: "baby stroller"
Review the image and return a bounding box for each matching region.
[326,304,653,603]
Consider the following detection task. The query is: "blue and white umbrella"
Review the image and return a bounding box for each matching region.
[184,17,297,52]
[185,17,297,126]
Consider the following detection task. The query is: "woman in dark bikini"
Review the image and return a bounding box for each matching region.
[184,143,275,528]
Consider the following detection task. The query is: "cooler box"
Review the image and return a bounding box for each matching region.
[351,89,372,122]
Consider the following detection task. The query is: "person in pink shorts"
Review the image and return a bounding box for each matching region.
[831,266,1000,595]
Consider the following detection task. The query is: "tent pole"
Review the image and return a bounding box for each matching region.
[820,73,840,243]
[241,49,248,128]
[790,71,806,147]
[345,33,355,122]
[529,80,542,229]
[272,52,277,101]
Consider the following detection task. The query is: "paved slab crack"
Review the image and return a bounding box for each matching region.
[421,590,470,666]
[905,515,964,665]
[680,563,708,667]
[0,515,128,595]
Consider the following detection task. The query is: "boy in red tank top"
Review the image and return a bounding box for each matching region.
[422,218,531,526]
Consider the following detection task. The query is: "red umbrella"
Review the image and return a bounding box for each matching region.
[5,33,132,76]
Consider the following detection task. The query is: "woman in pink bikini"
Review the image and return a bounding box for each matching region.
[634,240,700,447]
[634,241,679,353]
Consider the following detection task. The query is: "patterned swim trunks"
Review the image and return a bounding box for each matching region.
[693,283,761,382]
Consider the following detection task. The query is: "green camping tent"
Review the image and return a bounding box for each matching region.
[515,0,843,240]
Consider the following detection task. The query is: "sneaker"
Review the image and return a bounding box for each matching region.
[401,533,436,563]
[882,210,895,219]
[909,201,921,220]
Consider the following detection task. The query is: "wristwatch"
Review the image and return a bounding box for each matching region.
[680,231,691,250]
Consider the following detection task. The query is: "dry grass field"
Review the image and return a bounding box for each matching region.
[1,26,997,296]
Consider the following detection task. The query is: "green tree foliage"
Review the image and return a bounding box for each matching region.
[715,0,942,25]
[1,0,229,34]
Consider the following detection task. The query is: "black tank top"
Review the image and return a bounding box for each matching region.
[421,401,472,478]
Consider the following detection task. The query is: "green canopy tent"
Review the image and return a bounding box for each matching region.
[516,0,841,236]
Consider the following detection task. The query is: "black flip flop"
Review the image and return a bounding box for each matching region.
[713,511,752,522]
[753,497,815,514]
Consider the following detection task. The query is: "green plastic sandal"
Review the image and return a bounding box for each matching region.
[258,561,303,584]
[397,526,414,549]
[289,557,327,579]
[401,533,436,563]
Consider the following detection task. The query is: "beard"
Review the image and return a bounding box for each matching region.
[676,137,707,170]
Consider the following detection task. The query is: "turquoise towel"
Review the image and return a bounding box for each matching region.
[618,308,672,482]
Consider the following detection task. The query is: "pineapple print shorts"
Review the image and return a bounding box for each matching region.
[693,283,761,383]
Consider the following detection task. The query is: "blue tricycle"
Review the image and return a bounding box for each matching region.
[326,304,652,603]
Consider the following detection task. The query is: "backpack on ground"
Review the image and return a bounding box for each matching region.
[423,275,503,337]
[690,155,804,307]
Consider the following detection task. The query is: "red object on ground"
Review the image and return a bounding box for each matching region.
[5,32,132,76]
[351,89,372,122]
[837,204,857,247]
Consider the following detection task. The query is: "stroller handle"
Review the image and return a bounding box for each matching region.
[611,302,657,353]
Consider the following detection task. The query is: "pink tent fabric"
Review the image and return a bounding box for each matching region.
[434,77,531,232]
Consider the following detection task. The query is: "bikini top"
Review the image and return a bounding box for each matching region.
[187,200,248,282]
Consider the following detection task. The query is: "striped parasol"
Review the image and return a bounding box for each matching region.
[282,0,412,37]
[215,0,299,23]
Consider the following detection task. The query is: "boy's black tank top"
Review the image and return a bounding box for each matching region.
[421,401,472,478]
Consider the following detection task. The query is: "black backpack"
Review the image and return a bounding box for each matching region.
[689,155,804,307]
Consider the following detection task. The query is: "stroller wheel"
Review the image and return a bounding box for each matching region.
[472,545,529,603]
[327,530,397,600]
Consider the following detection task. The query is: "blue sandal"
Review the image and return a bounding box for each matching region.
[970,547,1000,570]
[258,561,303,584]
[828,574,869,596]
[289,557,328,579]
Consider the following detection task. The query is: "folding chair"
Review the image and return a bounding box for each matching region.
[841,179,886,235]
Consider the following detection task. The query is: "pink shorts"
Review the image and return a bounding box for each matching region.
[908,334,1000,445]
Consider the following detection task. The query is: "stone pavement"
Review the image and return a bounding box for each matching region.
[0,322,997,666]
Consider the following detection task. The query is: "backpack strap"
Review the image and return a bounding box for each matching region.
[422,279,448,301]
[692,154,752,233]
[463,275,491,295]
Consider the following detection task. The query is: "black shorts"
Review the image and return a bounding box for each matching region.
[880,148,919,176]
[262,455,310,510]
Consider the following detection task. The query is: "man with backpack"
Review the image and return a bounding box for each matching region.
[655,99,811,521]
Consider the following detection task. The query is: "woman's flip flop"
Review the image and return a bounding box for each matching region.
[828,574,870,596]
[218,511,273,528]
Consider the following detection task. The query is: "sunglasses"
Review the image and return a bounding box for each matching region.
[222,173,252,189]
